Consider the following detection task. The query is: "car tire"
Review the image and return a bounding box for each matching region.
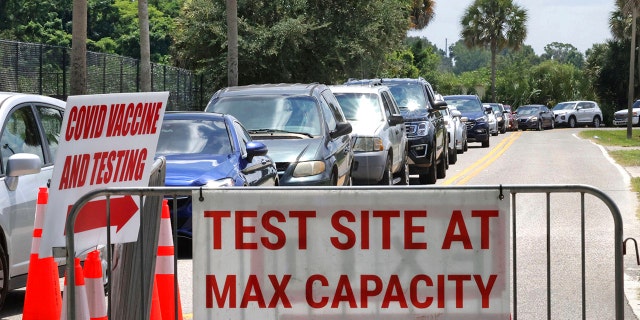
[537,120,543,131]
[448,147,457,164]
[463,140,468,152]
[396,159,410,185]
[436,149,447,179]
[482,136,490,148]
[378,156,392,185]
[550,120,555,129]
[0,245,8,311]
[568,117,576,128]
[418,150,437,185]
[593,116,601,128]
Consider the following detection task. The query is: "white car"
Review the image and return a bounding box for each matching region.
[0,92,66,309]
[331,84,409,185]
[552,100,603,128]
[440,104,467,165]
[483,104,499,136]
[613,100,640,127]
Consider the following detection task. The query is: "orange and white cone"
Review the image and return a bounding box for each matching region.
[23,187,62,319]
[155,199,183,320]
[84,250,107,320]
[61,257,90,320]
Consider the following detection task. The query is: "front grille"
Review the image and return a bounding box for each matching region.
[465,120,476,129]
[615,114,628,121]
[404,123,417,135]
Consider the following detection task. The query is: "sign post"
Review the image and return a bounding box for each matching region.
[40,92,169,258]
[193,188,511,319]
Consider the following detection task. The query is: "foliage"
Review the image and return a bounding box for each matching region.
[528,60,588,106]
[540,42,584,68]
[173,0,412,89]
[449,40,490,75]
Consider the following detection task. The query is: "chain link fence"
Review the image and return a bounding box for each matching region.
[0,39,211,110]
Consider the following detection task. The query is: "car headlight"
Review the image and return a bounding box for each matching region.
[530,117,538,121]
[293,161,326,177]
[353,137,383,152]
[474,117,486,123]
[205,178,235,187]
[415,121,432,136]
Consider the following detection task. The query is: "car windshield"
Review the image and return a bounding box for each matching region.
[156,119,232,155]
[553,102,576,111]
[517,107,539,115]
[209,95,322,136]
[333,92,383,122]
[387,83,428,111]
[444,98,482,113]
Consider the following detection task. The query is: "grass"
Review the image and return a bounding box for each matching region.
[581,129,640,217]
[579,129,640,147]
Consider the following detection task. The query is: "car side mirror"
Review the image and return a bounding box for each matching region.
[388,114,404,126]
[246,141,268,160]
[460,116,468,122]
[451,110,462,118]
[5,153,41,191]
[331,122,352,139]
[484,106,493,113]
[433,100,448,110]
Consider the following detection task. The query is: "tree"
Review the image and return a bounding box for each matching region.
[460,0,527,102]
[410,0,435,30]
[615,0,640,138]
[139,0,151,92]
[540,42,584,68]
[227,0,238,86]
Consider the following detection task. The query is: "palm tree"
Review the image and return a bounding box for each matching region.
[139,0,151,92]
[70,0,87,95]
[614,0,640,138]
[227,0,238,86]
[410,0,436,30]
[460,0,527,102]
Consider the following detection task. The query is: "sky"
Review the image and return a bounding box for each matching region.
[407,0,617,55]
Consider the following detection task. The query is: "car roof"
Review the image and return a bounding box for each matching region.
[346,78,430,85]
[0,92,66,108]
[330,84,389,94]
[213,83,327,97]
[163,111,228,121]
[444,95,479,100]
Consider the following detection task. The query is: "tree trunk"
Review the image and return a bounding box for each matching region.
[226,0,238,87]
[628,7,637,139]
[70,0,87,95]
[490,42,497,102]
[139,0,152,92]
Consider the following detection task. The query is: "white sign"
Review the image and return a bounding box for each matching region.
[39,92,169,257]
[193,188,511,319]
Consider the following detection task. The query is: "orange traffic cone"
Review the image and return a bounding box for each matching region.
[84,250,107,320]
[61,258,90,320]
[155,199,183,320]
[150,280,163,320]
[23,187,62,319]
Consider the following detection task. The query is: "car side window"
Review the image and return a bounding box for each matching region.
[322,90,347,123]
[380,92,392,118]
[319,96,337,132]
[232,120,250,157]
[0,105,45,174]
[36,105,63,165]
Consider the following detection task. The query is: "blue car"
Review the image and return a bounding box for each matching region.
[155,112,278,238]
[443,95,491,148]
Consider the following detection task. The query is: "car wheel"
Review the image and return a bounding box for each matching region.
[568,117,576,128]
[550,119,555,129]
[481,136,490,148]
[593,116,601,128]
[463,139,468,152]
[448,147,457,164]
[396,159,410,185]
[418,151,437,184]
[0,245,8,311]
[537,120,543,131]
[436,149,447,179]
[378,156,392,185]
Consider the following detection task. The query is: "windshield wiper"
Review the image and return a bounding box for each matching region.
[248,128,313,138]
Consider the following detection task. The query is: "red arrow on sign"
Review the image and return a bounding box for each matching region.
[66,195,139,234]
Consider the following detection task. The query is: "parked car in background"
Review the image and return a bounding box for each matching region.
[444,95,491,148]
[205,83,353,186]
[486,103,508,133]
[330,85,409,185]
[0,93,66,310]
[613,99,640,127]
[552,100,603,128]
[503,105,518,131]
[345,78,448,185]
[156,111,278,238]
[483,104,499,136]
[438,95,467,164]
[516,104,555,130]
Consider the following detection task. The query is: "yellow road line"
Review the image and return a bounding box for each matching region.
[442,131,522,185]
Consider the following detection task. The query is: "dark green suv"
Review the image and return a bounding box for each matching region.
[346,78,448,184]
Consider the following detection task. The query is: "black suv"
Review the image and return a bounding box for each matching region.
[205,83,354,186]
[346,78,448,184]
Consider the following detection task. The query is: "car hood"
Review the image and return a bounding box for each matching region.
[459,111,485,121]
[256,138,323,163]
[400,108,430,122]
[349,120,384,136]
[553,110,572,116]
[163,154,235,186]
[615,108,640,115]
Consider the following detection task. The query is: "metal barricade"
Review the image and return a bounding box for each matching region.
[63,184,626,319]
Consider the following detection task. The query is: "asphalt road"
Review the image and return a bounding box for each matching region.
[1,127,639,319]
